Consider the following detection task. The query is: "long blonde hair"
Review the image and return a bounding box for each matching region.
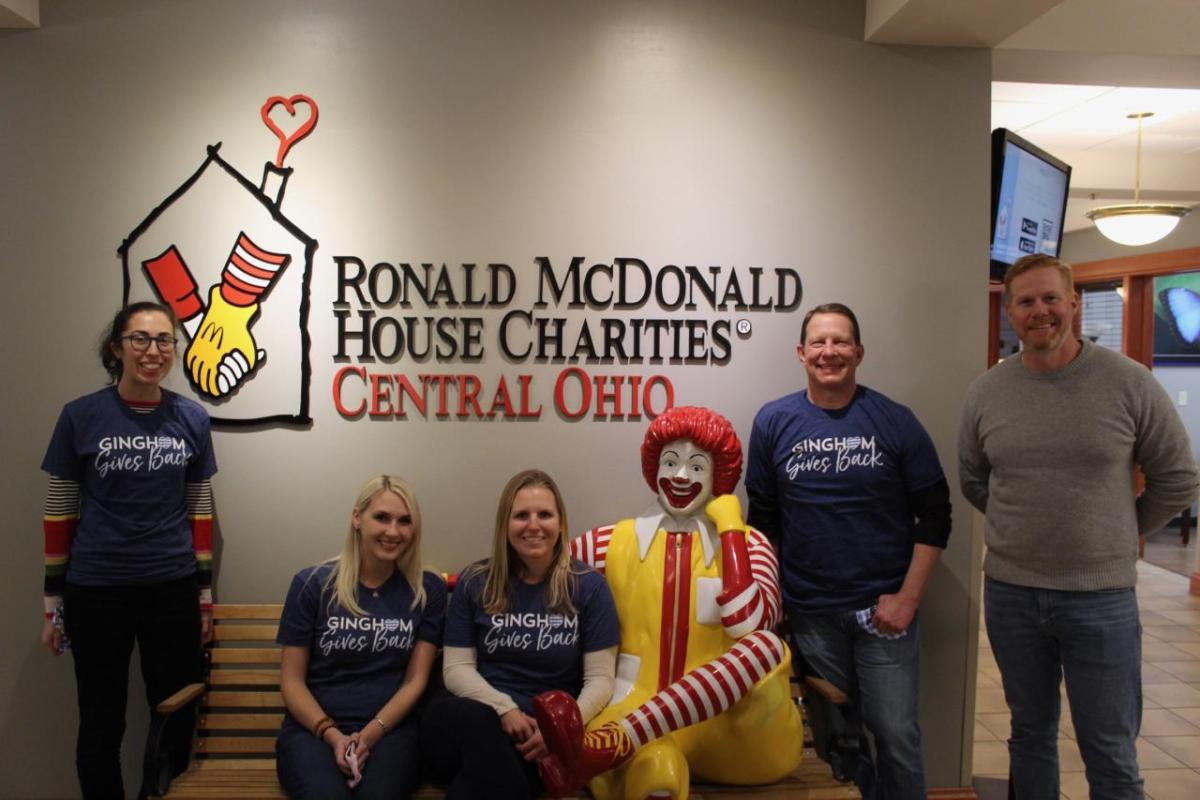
[322,475,427,616]
[473,469,577,616]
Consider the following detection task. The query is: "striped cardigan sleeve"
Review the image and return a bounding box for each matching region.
[43,476,80,617]
[188,480,214,611]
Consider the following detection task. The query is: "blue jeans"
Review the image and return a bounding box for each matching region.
[984,578,1143,799]
[277,717,421,799]
[788,609,925,800]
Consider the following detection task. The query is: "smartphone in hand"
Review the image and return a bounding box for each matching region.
[345,741,362,788]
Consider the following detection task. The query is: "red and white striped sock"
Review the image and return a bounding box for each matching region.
[618,629,786,749]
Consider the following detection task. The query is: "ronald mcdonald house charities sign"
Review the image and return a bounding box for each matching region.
[120,94,802,426]
[331,255,802,422]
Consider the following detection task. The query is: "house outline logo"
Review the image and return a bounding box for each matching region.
[117,96,319,427]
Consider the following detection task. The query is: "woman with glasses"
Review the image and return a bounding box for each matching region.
[39,301,218,799]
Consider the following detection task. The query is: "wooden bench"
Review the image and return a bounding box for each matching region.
[141,604,859,799]
[141,604,287,799]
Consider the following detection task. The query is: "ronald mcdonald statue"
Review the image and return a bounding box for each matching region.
[534,406,803,799]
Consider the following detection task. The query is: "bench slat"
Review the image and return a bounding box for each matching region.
[190,759,279,771]
[199,713,285,731]
[195,737,277,754]
[166,792,282,799]
[210,648,282,664]
[161,769,284,800]
[209,669,281,685]
[212,604,284,620]
[212,625,278,641]
[176,777,280,785]
[204,691,284,708]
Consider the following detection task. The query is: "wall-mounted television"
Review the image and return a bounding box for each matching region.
[989,128,1072,283]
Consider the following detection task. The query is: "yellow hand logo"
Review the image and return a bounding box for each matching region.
[185,286,264,397]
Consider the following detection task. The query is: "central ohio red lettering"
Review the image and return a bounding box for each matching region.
[332,368,673,421]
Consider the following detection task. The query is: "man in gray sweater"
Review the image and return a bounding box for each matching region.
[958,253,1197,799]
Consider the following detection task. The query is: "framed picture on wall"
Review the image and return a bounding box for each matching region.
[1154,271,1200,364]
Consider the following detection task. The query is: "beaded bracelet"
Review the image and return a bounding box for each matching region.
[313,716,334,740]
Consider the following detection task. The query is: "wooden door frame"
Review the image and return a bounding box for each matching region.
[1073,247,1200,369]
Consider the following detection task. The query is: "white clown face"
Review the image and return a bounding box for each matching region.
[656,438,715,521]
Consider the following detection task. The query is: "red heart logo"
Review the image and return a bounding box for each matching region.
[260,94,319,167]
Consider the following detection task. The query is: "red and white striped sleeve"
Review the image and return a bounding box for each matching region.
[718,527,782,638]
[748,527,782,629]
[569,524,614,574]
[218,233,290,307]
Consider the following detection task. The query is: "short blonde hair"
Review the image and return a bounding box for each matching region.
[1003,254,1074,301]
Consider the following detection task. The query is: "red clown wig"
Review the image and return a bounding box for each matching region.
[640,406,743,496]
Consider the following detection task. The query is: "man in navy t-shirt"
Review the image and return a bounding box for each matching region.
[746,302,951,800]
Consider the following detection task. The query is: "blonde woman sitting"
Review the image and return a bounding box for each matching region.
[276,476,447,799]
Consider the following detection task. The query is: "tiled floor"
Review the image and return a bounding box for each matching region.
[973,559,1200,799]
[1143,523,1198,579]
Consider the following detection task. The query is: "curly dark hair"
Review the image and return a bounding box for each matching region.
[98,301,179,382]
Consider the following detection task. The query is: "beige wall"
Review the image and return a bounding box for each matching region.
[0,1,989,795]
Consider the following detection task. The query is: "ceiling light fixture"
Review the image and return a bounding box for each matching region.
[1085,112,1190,247]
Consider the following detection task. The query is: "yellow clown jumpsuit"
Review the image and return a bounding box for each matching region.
[572,515,803,799]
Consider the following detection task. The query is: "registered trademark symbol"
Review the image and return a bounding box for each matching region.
[735,319,752,336]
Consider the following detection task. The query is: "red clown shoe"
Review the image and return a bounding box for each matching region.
[533,690,635,797]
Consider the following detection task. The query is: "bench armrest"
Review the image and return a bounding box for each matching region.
[156,682,205,715]
[143,682,205,797]
[803,674,849,706]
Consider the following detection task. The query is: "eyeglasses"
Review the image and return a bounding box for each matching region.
[120,332,178,352]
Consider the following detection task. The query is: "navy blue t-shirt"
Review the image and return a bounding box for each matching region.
[746,386,946,614]
[445,560,619,714]
[277,564,447,730]
[41,386,217,586]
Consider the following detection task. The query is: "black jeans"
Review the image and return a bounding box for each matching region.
[64,574,202,800]
[420,693,543,800]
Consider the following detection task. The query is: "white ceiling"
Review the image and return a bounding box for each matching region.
[869,0,1200,232]
[6,0,1200,233]
[992,81,1200,231]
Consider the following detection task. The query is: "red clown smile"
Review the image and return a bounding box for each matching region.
[659,478,702,509]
